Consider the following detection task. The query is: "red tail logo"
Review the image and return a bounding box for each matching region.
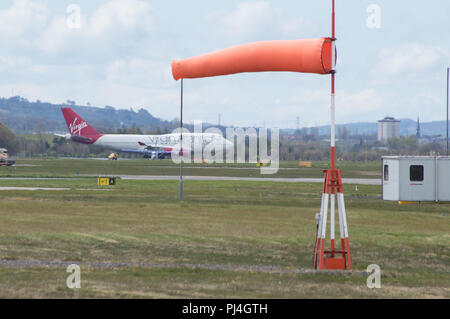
[61,108,102,142]
[68,117,88,136]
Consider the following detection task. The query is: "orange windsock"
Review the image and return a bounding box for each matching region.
[172,37,333,80]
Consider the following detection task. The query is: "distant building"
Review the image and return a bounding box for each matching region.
[378,117,400,142]
[416,117,421,139]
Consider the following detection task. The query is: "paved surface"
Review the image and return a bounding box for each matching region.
[13,164,41,167]
[0,186,112,191]
[0,187,70,191]
[117,175,381,185]
[0,176,381,185]
[0,178,78,180]
[125,165,302,170]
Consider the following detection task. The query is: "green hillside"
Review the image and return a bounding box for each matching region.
[0,96,173,134]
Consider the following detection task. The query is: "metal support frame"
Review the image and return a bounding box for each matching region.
[313,170,352,270]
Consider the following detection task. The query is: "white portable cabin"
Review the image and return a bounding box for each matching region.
[382,156,450,202]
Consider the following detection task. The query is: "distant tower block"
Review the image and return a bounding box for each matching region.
[416,117,421,139]
[378,117,400,142]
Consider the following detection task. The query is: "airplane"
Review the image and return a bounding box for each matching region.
[60,107,233,159]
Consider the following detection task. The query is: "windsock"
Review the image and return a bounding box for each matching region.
[172,37,334,80]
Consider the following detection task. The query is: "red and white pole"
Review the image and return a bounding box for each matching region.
[330,0,337,253]
[313,0,352,271]
[330,0,336,171]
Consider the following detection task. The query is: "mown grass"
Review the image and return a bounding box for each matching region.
[0,267,447,299]
[0,175,448,298]
[0,158,381,179]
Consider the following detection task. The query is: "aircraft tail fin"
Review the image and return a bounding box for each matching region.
[61,108,101,138]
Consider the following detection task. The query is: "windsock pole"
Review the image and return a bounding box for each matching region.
[180,79,184,201]
[331,0,336,171]
[447,67,449,156]
[330,0,337,255]
[313,0,352,271]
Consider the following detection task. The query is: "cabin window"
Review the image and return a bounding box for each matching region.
[384,165,389,181]
[410,165,424,182]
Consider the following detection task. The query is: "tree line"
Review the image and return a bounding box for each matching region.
[1,121,447,161]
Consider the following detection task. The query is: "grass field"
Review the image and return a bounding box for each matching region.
[0,159,448,298]
[1,158,381,179]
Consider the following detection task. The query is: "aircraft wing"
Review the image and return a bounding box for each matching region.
[120,149,154,154]
[54,133,71,139]
[137,141,183,153]
[53,133,93,143]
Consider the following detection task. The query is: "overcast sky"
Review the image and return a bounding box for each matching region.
[0,0,449,128]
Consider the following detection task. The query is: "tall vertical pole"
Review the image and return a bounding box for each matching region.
[330,0,336,170]
[447,67,449,156]
[180,79,184,200]
[314,0,351,270]
[329,0,337,257]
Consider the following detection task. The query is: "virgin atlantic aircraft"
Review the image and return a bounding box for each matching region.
[60,108,232,159]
